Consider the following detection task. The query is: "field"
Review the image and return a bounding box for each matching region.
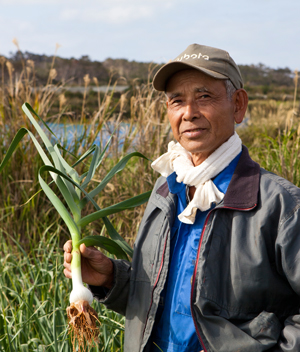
[0,57,299,351]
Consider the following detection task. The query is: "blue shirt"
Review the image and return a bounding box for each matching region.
[150,153,241,352]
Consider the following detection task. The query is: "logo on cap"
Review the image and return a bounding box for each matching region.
[175,53,210,62]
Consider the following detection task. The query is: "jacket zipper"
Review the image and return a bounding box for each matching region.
[190,204,256,352]
[142,230,169,343]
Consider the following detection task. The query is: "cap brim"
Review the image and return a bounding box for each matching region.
[153,61,228,91]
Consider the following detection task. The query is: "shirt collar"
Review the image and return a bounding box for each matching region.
[166,152,241,196]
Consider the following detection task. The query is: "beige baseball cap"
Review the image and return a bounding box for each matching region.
[153,43,243,91]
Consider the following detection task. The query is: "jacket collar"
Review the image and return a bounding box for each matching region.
[156,179,170,198]
[156,145,260,210]
[223,145,260,209]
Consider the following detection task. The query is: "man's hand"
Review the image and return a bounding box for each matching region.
[63,240,114,289]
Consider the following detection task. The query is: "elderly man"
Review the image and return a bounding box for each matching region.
[64,44,300,352]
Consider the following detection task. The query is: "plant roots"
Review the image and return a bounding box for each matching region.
[67,299,99,351]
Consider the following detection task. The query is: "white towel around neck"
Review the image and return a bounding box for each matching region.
[151,132,242,224]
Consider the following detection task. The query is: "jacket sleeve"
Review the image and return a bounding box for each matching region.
[89,258,131,316]
[271,206,300,351]
[89,176,168,317]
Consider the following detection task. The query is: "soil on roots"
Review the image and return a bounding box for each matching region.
[67,300,99,351]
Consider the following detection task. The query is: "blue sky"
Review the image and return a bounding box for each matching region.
[0,0,299,70]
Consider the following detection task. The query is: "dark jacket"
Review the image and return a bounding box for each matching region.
[91,146,300,352]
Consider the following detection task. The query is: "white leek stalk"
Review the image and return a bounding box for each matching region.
[69,244,93,305]
[65,229,99,350]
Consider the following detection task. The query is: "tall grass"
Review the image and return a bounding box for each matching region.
[0,57,171,245]
[0,56,171,351]
[238,90,300,186]
[0,55,299,351]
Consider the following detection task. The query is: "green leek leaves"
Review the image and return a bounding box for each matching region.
[0,102,151,260]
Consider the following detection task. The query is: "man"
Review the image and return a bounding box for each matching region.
[64,44,300,352]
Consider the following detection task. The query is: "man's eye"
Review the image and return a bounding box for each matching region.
[172,99,182,104]
[199,94,209,99]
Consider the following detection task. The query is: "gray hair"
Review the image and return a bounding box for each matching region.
[225,79,237,100]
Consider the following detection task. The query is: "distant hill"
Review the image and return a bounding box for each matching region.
[0,51,163,86]
[0,51,296,99]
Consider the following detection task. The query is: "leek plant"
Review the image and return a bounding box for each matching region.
[0,102,151,351]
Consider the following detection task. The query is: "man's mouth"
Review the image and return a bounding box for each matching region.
[183,128,205,133]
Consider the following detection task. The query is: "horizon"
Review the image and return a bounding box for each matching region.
[3,49,295,72]
[0,0,299,71]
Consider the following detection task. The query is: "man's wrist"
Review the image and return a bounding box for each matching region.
[102,259,114,290]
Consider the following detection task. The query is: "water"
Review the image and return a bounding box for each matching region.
[45,122,134,152]
[64,85,128,94]
[34,85,128,94]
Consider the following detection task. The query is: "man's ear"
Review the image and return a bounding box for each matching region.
[233,89,248,124]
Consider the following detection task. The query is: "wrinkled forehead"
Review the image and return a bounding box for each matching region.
[165,68,227,95]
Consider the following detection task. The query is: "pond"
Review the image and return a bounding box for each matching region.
[46,122,135,152]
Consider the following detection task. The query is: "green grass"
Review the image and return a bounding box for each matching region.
[0,63,171,351]
[0,226,125,352]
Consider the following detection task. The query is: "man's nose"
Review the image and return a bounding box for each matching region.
[183,101,200,121]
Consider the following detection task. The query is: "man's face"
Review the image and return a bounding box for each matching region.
[166,69,242,166]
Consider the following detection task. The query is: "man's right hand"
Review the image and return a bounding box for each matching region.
[63,240,114,289]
